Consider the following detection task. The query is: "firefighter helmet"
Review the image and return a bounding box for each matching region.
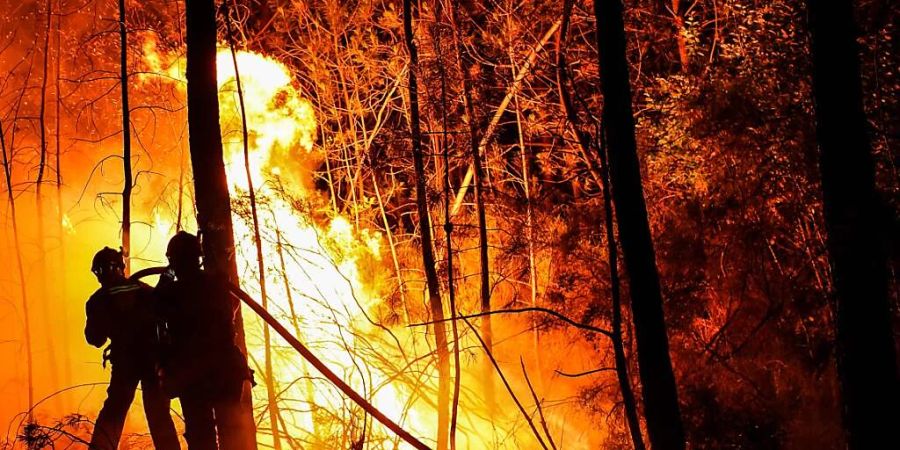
[91,247,125,276]
[166,231,202,261]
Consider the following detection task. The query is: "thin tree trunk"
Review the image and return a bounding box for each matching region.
[118,0,132,275]
[509,45,544,389]
[593,1,686,449]
[184,0,257,446]
[670,0,689,72]
[516,102,541,384]
[520,359,558,450]
[177,146,185,231]
[448,0,495,410]
[37,0,51,189]
[402,0,450,447]
[36,0,61,403]
[1,118,33,420]
[430,6,462,448]
[371,172,410,322]
[600,125,646,450]
[806,1,899,448]
[37,0,51,200]
[222,6,282,448]
[558,2,644,447]
[55,2,71,389]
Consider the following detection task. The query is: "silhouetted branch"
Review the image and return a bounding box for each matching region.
[409,307,612,337]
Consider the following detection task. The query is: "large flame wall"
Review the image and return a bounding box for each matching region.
[0,13,606,450]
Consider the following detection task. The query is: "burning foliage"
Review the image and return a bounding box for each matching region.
[0,0,897,449]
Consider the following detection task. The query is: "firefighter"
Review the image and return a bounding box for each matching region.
[155,231,255,450]
[84,247,181,450]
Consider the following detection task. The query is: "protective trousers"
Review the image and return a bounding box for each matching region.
[179,380,256,450]
[89,361,180,450]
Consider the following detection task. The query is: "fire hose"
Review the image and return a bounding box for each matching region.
[131,267,431,450]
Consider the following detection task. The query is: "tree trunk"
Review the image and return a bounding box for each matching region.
[448,0,496,410]
[184,0,257,446]
[36,0,62,403]
[37,0,51,191]
[600,126,647,450]
[670,0,689,72]
[592,1,686,449]
[222,6,282,447]
[55,0,72,390]
[430,5,462,448]
[558,1,644,448]
[806,1,899,448]
[403,0,450,447]
[118,0,132,274]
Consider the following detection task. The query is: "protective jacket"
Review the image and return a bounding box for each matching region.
[155,271,251,399]
[85,280,159,366]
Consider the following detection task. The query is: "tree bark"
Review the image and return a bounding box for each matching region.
[403,0,450,447]
[592,1,686,449]
[184,0,257,446]
[806,1,899,448]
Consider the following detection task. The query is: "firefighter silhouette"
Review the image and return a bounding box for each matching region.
[155,231,255,450]
[84,247,180,450]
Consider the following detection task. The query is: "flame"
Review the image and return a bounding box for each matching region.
[121,41,598,449]
[216,51,317,195]
[153,211,171,238]
[0,19,605,450]
[213,50,432,447]
[61,214,74,235]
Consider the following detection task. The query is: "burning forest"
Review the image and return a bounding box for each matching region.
[0,0,897,449]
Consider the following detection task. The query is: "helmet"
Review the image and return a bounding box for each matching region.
[91,247,125,275]
[166,231,202,261]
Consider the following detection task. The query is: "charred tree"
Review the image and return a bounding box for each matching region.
[806,1,899,448]
[184,0,257,446]
[592,0,686,449]
[403,0,451,447]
